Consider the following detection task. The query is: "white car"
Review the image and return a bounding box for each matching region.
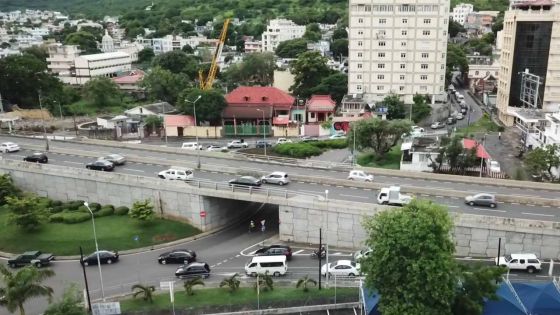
[181,142,203,150]
[353,248,372,262]
[98,154,126,165]
[321,260,360,277]
[0,142,20,153]
[261,172,290,185]
[347,170,374,182]
[276,138,293,144]
[329,134,346,140]
[206,145,226,152]
[157,168,194,180]
[227,140,248,149]
[455,113,464,120]
[495,253,542,273]
[489,160,501,173]
[411,126,425,136]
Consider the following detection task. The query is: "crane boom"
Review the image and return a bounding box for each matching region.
[200,18,230,90]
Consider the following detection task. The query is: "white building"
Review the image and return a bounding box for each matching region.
[452,3,474,26]
[101,30,115,53]
[47,44,81,84]
[136,34,217,54]
[261,19,306,52]
[244,40,262,53]
[348,0,449,104]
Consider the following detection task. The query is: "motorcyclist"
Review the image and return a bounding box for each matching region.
[314,246,326,257]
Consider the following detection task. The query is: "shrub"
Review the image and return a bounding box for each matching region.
[115,206,130,215]
[51,200,63,207]
[95,206,114,217]
[273,143,322,158]
[50,206,65,214]
[311,139,347,149]
[36,197,53,208]
[89,203,101,211]
[61,212,91,224]
[49,213,64,223]
[77,205,90,213]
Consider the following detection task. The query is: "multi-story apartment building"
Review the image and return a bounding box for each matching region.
[261,19,306,52]
[136,34,217,54]
[452,3,474,25]
[496,0,560,126]
[348,0,449,104]
[47,44,81,84]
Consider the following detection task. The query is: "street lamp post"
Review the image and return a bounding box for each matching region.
[37,91,49,151]
[55,101,63,119]
[256,109,266,156]
[185,95,202,168]
[83,202,105,301]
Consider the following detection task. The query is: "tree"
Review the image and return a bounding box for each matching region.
[452,264,506,315]
[303,23,322,41]
[129,199,155,222]
[446,44,468,83]
[223,52,275,87]
[181,44,193,54]
[82,77,122,109]
[383,94,406,120]
[141,66,189,104]
[6,195,46,231]
[44,284,87,315]
[524,144,560,180]
[429,136,479,175]
[137,48,155,64]
[184,276,205,296]
[330,39,348,59]
[219,273,240,293]
[275,38,309,58]
[131,284,156,303]
[254,272,274,291]
[332,27,348,40]
[64,31,100,54]
[0,174,21,205]
[412,94,432,123]
[0,265,55,315]
[144,115,163,134]
[178,88,227,124]
[21,46,48,61]
[310,73,348,104]
[296,275,317,292]
[348,118,412,157]
[448,19,465,38]
[290,51,332,99]
[152,50,200,78]
[361,200,457,315]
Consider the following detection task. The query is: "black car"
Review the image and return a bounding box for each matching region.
[8,250,54,268]
[158,249,197,264]
[255,245,293,260]
[255,140,272,148]
[228,176,261,187]
[81,250,119,266]
[175,262,210,279]
[86,160,114,171]
[23,153,48,163]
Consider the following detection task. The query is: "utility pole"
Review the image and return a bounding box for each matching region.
[318,228,322,290]
[0,92,4,113]
[80,246,92,312]
[38,90,49,151]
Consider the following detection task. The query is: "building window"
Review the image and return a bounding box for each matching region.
[420,75,427,80]
[378,52,385,57]
[402,18,408,24]
[443,31,447,36]
[358,63,363,69]
[401,53,406,58]
[401,41,407,47]
[399,86,405,91]
[402,30,407,36]
[421,53,429,58]
[358,30,364,35]
[475,70,479,75]
[357,74,362,79]
[379,41,386,46]
[378,63,385,69]
[359,18,363,23]
[420,86,427,91]
[377,74,384,79]
[358,52,362,57]
[441,64,445,70]
[400,64,405,69]
[377,85,384,91]
[423,30,431,36]
[421,64,428,69]
[423,19,431,24]
[379,18,386,24]
[400,75,405,80]
[358,41,363,46]
[357,85,362,90]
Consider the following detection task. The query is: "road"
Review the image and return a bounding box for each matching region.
[1,137,559,222]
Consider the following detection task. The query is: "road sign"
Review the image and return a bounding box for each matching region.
[92,302,121,315]
[200,211,206,218]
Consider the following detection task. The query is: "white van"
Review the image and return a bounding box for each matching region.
[245,255,287,277]
[158,167,194,180]
[181,142,202,150]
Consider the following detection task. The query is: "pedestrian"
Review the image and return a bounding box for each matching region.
[498,132,502,141]
[260,219,266,233]
[249,220,255,233]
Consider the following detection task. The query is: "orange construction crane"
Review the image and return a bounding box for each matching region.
[199,18,230,90]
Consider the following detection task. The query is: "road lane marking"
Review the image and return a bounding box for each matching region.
[446,205,460,208]
[522,212,554,217]
[339,194,370,199]
[63,161,82,165]
[472,208,506,213]
[122,168,145,173]
[292,250,304,255]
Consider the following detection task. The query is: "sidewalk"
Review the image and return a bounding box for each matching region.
[482,129,526,179]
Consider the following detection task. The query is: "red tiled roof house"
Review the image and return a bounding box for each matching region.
[306,95,336,123]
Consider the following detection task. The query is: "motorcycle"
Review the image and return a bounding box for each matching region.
[310,249,326,259]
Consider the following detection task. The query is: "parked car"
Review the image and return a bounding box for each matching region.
[261,172,290,185]
[227,140,248,149]
[276,138,293,144]
[158,167,194,180]
[461,107,468,114]
[447,117,456,125]
[329,134,346,140]
[455,113,464,120]
[206,145,226,152]
[8,251,54,268]
[431,121,446,129]
[81,250,119,266]
[98,154,126,165]
[321,260,360,277]
[489,160,501,173]
[353,248,372,262]
[86,160,114,171]
[411,126,425,135]
[254,245,293,260]
[347,170,374,182]
[181,142,203,150]
[495,253,542,273]
[256,140,272,148]
[23,152,48,163]
[158,249,197,264]
[300,136,318,142]
[465,193,497,208]
[228,176,261,187]
[175,262,210,279]
[0,142,20,153]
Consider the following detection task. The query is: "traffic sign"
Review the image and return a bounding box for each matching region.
[200,211,206,218]
[92,302,121,315]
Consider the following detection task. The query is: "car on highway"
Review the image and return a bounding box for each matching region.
[329,134,346,140]
[8,251,54,268]
[347,170,374,182]
[431,121,446,129]
[206,144,227,152]
[256,140,272,148]
[175,262,210,279]
[321,260,360,277]
[158,167,194,180]
[0,142,20,153]
[23,152,48,163]
[489,160,501,173]
[81,250,119,266]
[227,140,248,149]
[86,160,114,171]
[495,253,542,273]
[254,245,293,260]
[261,172,290,185]
[300,136,318,142]
[464,193,497,208]
[158,249,197,265]
[228,176,261,187]
[98,154,126,165]
[181,142,203,150]
[353,248,372,262]
[276,138,293,144]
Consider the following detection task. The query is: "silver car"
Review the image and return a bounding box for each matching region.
[465,193,497,208]
[98,154,126,165]
[261,172,290,186]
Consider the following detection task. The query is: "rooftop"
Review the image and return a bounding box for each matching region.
[225,86,294,108]
[306,95,336,111]
[79,51,129,61]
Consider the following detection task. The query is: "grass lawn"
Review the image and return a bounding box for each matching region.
[121,287,359,312]
[0,212,200,256]
[357,144,401,170]
[456,114,502,135]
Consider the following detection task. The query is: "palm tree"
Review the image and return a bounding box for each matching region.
[131,284,156,303]
[0,265,55,315]
[254,271,274,292]
[296,275,317,292]
[219,273,240,293]
[183,276,205,296]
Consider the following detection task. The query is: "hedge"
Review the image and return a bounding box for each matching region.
[95,206,114,217]
[311,139,348,149]
[50,206,65,214]
[115,206,129,215]
[273,143,323,158]
[89,203,101,211]
[62,212,91,224]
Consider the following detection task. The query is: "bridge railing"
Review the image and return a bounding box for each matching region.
[234,152,353,171]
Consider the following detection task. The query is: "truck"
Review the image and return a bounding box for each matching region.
[377,186,412,206]
[8,250,55,268]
